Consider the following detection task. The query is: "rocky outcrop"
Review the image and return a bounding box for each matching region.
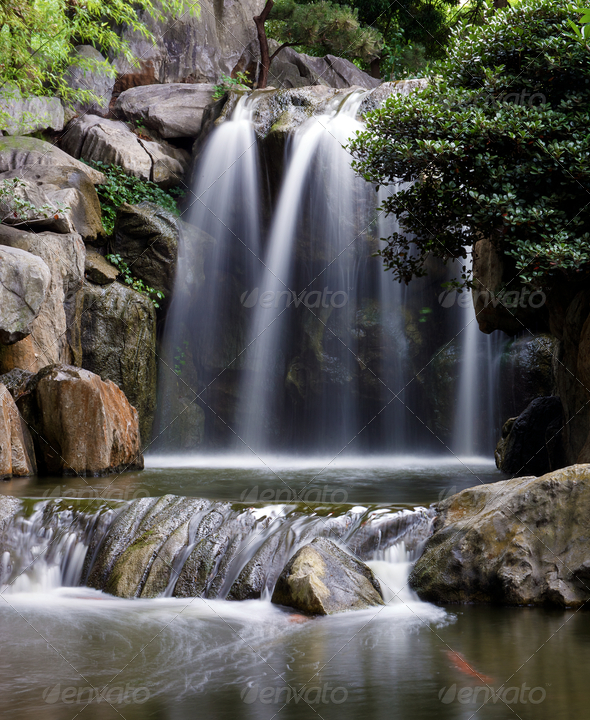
[410,465,590,608]
[69,281,157,444]
[0,369,33,401]
[495,396,564,476]
[0,384,36,478]
[61,115,189,188]
[0,224,85,373]
[0,246,51,344]
[112,202,179,301]
[112,0,265,86]
[0,136,105,185]
[0,88,64,136]
[63,45,115,117]
[17,364,143,476]
[84,250,119,285]
[271,537,384,615]
[115,84,216,138]
[0,166,104,244]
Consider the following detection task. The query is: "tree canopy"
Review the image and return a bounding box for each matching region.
[0,0,198,106]
[349,0,590,288]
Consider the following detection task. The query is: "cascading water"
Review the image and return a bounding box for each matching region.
[0,497,434,604]
[156,86,507,459]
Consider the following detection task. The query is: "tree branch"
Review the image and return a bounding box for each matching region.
[253,0,274,89]
[269,41,298,63]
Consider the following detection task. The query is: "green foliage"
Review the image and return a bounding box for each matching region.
[174,340,189,375]
[85,160,183,235]
[212,72,251,101]
[350,0,590,288]
[569,4,590,42]
[0,0,198,117]
[0,176,69,225]
[268,0,382,63]
[106,253,164,308]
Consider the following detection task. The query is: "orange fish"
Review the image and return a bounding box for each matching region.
[446,650,494,684]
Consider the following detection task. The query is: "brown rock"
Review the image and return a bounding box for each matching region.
[18,364,143,476]
[0,384,36,478]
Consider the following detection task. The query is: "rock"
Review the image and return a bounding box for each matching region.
[271,537,384,615]
[495,396,564,476]
[17,364,144,476]
[0,246,51,344]
[60,115,190,188]
[0,384,36,478]
[0,166,104,244]
[69,281,157,444]
[63,45,115,116]
[112,0,265,86]
[115,84,216,138]
[84,251,119,285]
[112,202,179,300]
[0,224,85,373]
[0,88,64,136]
[409,464,590,608]
[0,136,105,185]
[499,333,558,420]
[0,369,34,401]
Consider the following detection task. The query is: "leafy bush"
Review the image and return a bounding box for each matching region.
[106,253,164,308]
[212,72,252,100]
[86,160,184,235]
[350,0,590,288]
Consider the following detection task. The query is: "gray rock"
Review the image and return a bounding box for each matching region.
[61,115,190,188]
[410,465,590,608]
[112,202,179,300]
[84,251,119,284]
[271,537,384,615]
[0,224,85,373]
[0,245,51,344]
[0,88,64,136]
[68,280,157,444]
[63,45,115,116]
[495,396,564,476]
[0,136,105,185]
[113,0,265,85]
[115,83,216,138]
[0,165,104,244]
[0,369,34,401]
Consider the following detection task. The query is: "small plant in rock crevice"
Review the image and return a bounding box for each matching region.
[0,177,69,226]
[212,72,252,100]
[106,253,164,308]
[84,160,184,235]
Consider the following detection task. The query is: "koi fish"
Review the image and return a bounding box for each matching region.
[446,650,494,684]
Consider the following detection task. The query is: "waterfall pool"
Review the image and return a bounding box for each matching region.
[0,459,584,719]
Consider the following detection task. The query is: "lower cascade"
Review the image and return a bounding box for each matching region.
[0,495,433,606]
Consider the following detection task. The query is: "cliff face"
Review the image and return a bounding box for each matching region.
[472,237,590,467]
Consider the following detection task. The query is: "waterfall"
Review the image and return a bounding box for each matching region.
[0,497,434,602]
[155,87,506,459]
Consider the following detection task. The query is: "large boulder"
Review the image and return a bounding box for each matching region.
[112,0,265,86]
[115,84,216,138]
[410,465,590,608]
[60,115,189,188]
[63,45,115,116]
[18,364,144,476]
[112,202,179,300]
[0,166,104,243]
[271,537,384,615]
[0,246,51,344]
[69,280,157,444]
[0,224,85,373]
[0,384,36,479]
[0,136,105,185]
[495,396,564,476]
[0,88,64,136]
